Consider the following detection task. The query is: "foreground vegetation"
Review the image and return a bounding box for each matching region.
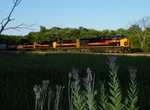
[0,51,150,110]
[34,56,139,110]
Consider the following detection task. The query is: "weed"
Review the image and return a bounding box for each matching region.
[33,56,139,110]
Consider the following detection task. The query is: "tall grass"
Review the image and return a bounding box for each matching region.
[0,51,149,110]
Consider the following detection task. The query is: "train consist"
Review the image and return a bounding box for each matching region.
[0,35,131,53]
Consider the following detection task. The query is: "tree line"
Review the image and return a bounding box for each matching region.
[0,23,150,51]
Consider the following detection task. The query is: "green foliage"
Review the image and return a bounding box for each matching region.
[125,67,138,110]
[99,83,108,110]
[128,17,150,49]
[67,56,139,110]
[107,56,124,110]
[83,68,97,110]
[0,26,124,44]
[0,34,26,44]
[33,80,49,110]
[102,29,111,36]
[26,32,38,42]
[71,68,86,110]
[0,52,148,110]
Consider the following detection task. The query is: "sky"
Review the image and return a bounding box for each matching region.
[0,0,150,35]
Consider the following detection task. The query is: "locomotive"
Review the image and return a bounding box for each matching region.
[51,35,130,53]
[0,35,131,53]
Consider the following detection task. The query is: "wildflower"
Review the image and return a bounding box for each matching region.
[87,68,92,74]
[83,68,93,84]
[112,65,119,73]
[126,67,138,110]
[72,68,79,79]
[33,85,41,100]
[54,85,64,110]
[108,56,117,63]
[33,85,38,92]
[129,66,137,75]
[42,80,46,85]
[56,85,59,89]
[41,80,49,92]
[108,56,119,74]
[87,68,93,81]
[71,82,75,88]
[68,72,72,78]
[46,80,50,84]
[33,85,41,93]
[42,80,49,85]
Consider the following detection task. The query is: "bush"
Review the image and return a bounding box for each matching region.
[131,48,143,52]
[142,47,150,52]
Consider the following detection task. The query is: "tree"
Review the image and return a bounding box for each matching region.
[130,16,150,48]
[116,28,127,36]
[102,29,111,36]
[26,32,38,42]
[40,26,47,33]
[0,0,33,35]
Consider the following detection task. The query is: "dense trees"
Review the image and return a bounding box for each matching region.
[0,34,26,44]
[23,26,129,42]
[1,23,150,51]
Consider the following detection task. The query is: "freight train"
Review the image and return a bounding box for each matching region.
[0,35,131,53]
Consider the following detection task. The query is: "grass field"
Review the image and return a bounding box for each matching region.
[0,51,150,110]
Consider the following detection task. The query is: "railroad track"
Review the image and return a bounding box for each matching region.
[94,52,150,56]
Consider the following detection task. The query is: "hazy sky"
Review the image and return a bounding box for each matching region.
[0,0,150,35]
